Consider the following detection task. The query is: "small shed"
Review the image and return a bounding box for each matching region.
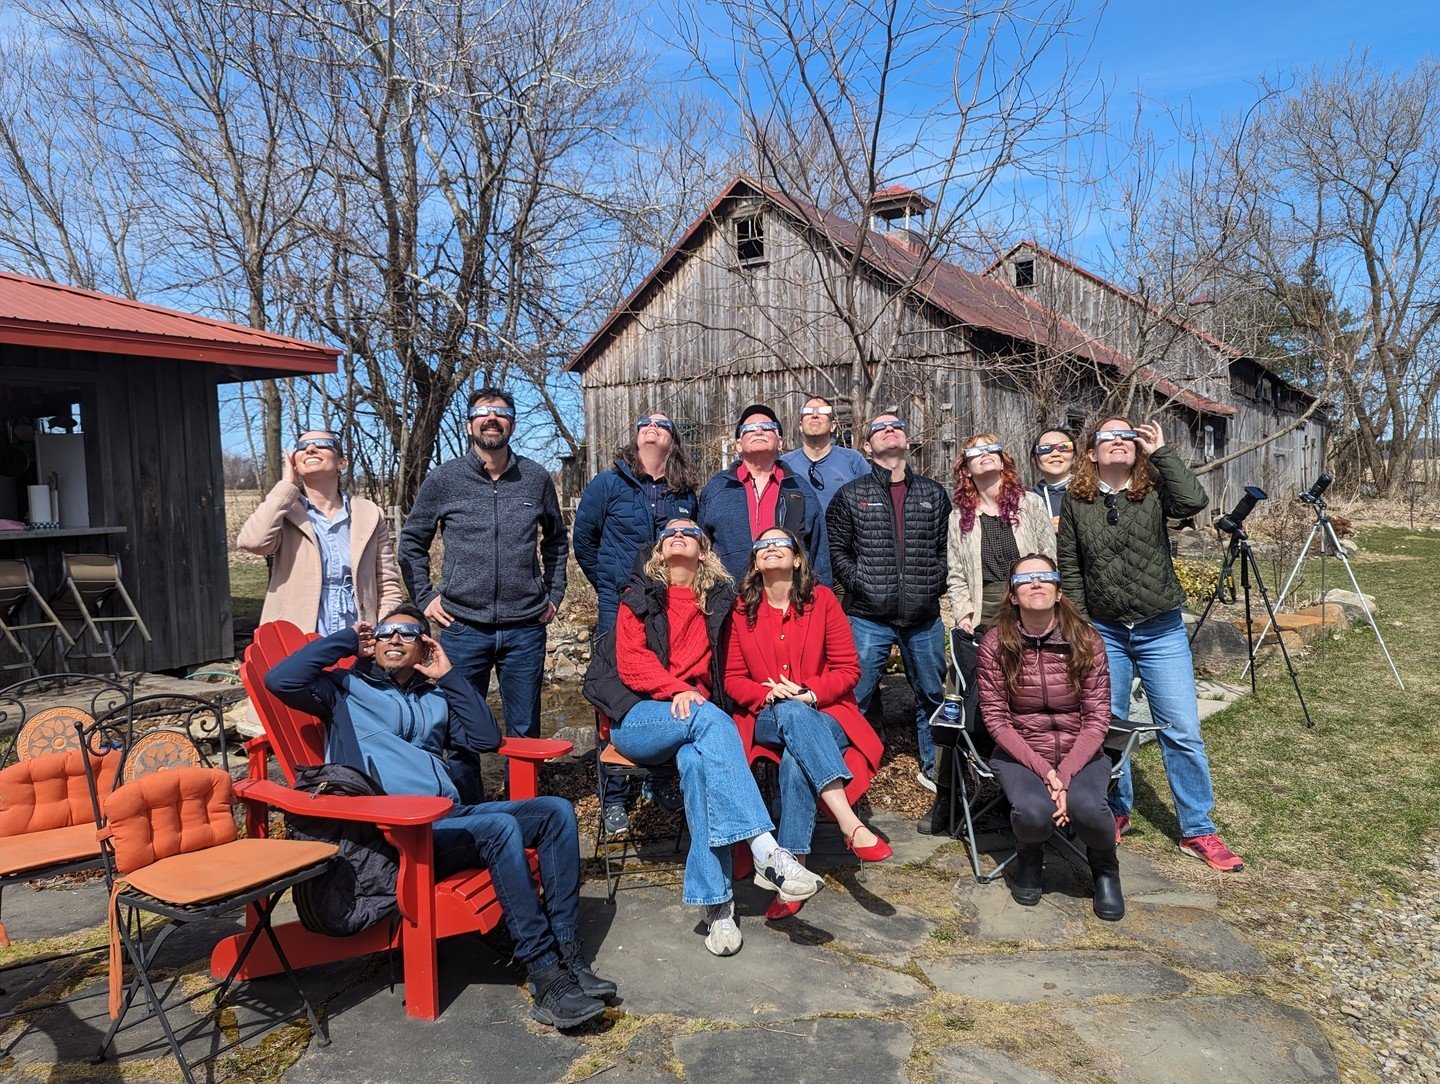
[0,272,338,672]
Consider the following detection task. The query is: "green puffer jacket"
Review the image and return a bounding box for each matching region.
[1057,446,1209,624]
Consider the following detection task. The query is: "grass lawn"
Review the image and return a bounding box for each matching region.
[1126,525,1440,896]
[230,561,269,628]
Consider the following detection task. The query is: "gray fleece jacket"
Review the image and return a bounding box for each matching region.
[399,450,568,625]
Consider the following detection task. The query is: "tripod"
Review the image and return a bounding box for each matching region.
[1244,495,1404,689]
[1191,525,1314,728]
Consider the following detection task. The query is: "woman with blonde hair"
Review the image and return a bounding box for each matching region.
[584,519,824,957]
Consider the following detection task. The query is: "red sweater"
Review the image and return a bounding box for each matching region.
[615,585,712,699]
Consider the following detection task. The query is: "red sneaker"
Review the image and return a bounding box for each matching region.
[1114,814,1131,844]
[1179,834,1244,872]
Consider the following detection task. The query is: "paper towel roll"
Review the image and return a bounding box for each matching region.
[26,484,53,525]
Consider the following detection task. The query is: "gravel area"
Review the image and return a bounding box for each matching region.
[1248,843,1440,1082]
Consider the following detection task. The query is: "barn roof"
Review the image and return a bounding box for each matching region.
[0,271,339,376]
[565,177,1234,416]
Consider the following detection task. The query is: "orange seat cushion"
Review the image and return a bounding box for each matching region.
[0,823,99,876]
[598,744,640,768]
[101,767,238,875]
[122,838,337,906]
[0,749,118,836]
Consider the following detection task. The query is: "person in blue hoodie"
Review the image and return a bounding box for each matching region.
[264,602,615,1031]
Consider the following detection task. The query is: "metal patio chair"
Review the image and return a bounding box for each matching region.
[0,559,74,682]
[49,554,152,674]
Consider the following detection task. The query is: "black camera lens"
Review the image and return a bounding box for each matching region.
[1300,473,1333,504]
[1217,485,1267,534]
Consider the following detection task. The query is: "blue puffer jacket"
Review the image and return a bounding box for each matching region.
[572,460,699,633]
[697,462,831,586]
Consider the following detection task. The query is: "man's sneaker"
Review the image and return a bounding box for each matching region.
[915,770,937,794]
[560,940,618,1000]
[1114,814,1131,844]
[704,899,743,956]
[528,963,605,1029]
[753,847,826,902]
[1179,833,1244,872]
[602,804,630,836]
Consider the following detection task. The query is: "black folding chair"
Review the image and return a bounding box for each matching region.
[592,710,688,904]
[0,559,74,682]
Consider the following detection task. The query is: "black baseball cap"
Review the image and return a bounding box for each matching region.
[735,404,782,438]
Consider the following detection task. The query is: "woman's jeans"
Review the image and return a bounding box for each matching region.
[989,751,1115,851]
[1093,608,1218,838]
[849,615,945,776]
[753,700,853,855]
[611,699,774,906]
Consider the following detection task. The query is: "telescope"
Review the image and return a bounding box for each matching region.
[1216,486,1267,535]
[1298,472,1332,506]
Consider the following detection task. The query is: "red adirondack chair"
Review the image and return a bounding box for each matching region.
[207,621,572,1020]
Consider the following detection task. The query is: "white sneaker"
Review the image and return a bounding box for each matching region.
[753,847,826,902]
[916,770,938,794]
[704,900,742,957]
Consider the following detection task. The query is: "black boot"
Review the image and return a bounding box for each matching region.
[528,962,606,1029]
[1011,843,1044,906]
[1088,848,1125,921]
[917,747,953,836]
[560,940,618,1000]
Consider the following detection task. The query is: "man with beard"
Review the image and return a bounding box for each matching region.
[400,387,567,740]
[265,603,615,1029]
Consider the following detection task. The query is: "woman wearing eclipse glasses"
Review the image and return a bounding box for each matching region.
[1030,426,1078,531]
[977,555,1121,917]
[1058,416,1242,873]
[237,428,404,634]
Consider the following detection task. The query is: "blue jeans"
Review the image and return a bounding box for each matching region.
[1094,608,1217,838]
[850,615,945,775]
[754,701,851,855]
[610,699,774,906]
[441,620,548,738]
[432,796,579,974]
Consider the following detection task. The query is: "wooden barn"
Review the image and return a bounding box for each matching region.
[564,177,1325,510]
[0,273,338,673]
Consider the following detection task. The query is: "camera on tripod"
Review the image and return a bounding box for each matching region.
[1216,485,1267,535]
[1298,472,1332,506]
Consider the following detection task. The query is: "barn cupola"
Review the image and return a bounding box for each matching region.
[869,185,936,255]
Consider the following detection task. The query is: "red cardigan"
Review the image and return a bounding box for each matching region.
[723,586,884,804]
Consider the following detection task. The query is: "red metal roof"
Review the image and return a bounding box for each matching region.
[0,271,339,374]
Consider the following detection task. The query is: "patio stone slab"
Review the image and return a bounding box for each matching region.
[1118,903,1265,973]
[936,1046,1067,1083]
[921,949,1190,1004]
[1059,996,1340,1082]
[957,883,1089,946]
[671,1017,912,1084]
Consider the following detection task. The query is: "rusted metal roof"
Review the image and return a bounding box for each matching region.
[0,271,339,374]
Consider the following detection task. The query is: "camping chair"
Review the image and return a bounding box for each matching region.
[209,620,572,1021]
[0,672,135,769]
[48,554,153,674]
[592,710,687,903]
[931,625,1168,884]
[76,693,336,1084]
[0,559,74,681]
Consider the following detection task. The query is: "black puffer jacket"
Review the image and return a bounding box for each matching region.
[826,464,952,627]
[583,571,736,722]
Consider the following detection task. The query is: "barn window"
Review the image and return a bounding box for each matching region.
[736,216,766,266]
[1013,259,1035,288]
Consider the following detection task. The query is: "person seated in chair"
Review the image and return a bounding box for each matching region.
[584,518,825,957]
[976,555,1123,920]
[724,527,890,922]
[265,602,615,1029]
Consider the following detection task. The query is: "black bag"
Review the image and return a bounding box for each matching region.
[283,763,400,938]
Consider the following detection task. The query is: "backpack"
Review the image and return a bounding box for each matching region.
[283,763,400,937]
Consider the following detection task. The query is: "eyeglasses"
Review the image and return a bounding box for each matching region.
[869,419,907,434]
[751,536,797,552]
[1095,429,1138,444]
[636,416,675,432]
[469,405,516,420]
[657,525,703,541]
[374,622,424,643]
[738,421,780,436]
[1011,570,1062,587]
[295,438,340,452]
[1103,492,1119,526]
[964,441,1003,458]
[1033,441,1074,456]
[800,405,833,416]
[808,462,825,490]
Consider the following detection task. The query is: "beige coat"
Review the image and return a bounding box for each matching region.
[236,481,405,632]
[946,491,1056,627]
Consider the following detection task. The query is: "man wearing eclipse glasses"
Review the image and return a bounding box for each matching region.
[266,603,615,1029]
[779,395,869,514]
[400,387,568,742]
[826,411,952,784]
[697,403,831,585]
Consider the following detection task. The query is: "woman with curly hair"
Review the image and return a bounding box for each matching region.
[947,432,1055,632]
[978,554,1120,918]
[1058,416,1241,873]
[725,527,890,920]
[583,518,824,957]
